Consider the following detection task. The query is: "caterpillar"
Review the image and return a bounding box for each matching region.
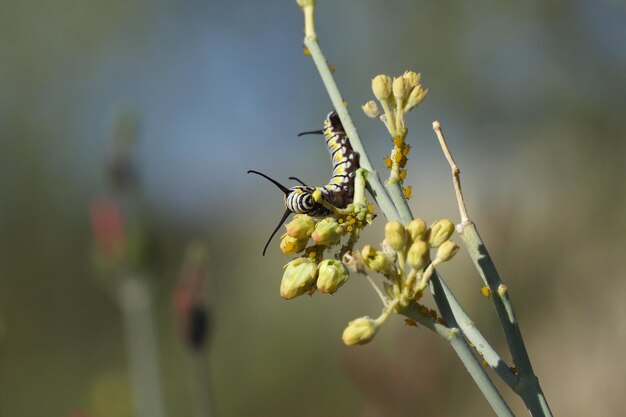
[248,111,360,255]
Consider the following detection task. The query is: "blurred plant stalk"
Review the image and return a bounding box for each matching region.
[173,242,213,417]
[90,113,167,417]
[117,277,167,417]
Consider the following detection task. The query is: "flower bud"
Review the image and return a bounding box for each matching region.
[384,221,407,252]
[435,240,459,263]
[404,85,428,112]
[311,218,341,246]
[407,240,429,270]
[361,100,380,118]
[342,316,378,345]
[392,76,410,104]
[406,218,427,242]
[285,214,315,240]
[280,258,318,299]
[317,259,350,293]
[361,245,395,277]
[402,71,421,89]
[372,75,391,101]
[427,219,455,248]
[280,234,308,254]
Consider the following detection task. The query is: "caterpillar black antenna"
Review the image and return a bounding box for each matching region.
[288,177,308,186]
[262,209,291,256]
[297,129,323,137]
[247,170,290,194]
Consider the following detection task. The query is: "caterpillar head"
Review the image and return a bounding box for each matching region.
[247,170,319,256]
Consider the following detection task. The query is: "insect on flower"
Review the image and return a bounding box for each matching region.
[248,111,360,255]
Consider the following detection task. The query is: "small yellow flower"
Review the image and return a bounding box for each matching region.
[406,218,427,242]
[392,76,410,104]
[285,214,315,240]
[384,221,407,252]
[280,234,308,254]
[427,219,455,248]
[407,240,429,270]
[434,240,459,263]
[311,218,341,246]
[280,258,318,300]
[317,259,350,294]
[362,100,380,118]
[402,71,421,89]
[372,75,392,101]
[342,316,378,345]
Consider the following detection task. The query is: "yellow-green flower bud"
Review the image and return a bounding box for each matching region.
[372,75,391,101]
[435,240,459,263]
[280,258,318,300]
[285,214,315,240]
[427,219,455,248]
[362,100,380,118]
[407,240,429,270]
[384,221,407,252]
[342,316,378,345]
[311,218,341,246]
[406,218,427,242]
[317,259,350,294]
[402,70,421,89]
[392,76,410,105]
[361,245,395,277]
[404,85,428,112]
[280,234,308,254]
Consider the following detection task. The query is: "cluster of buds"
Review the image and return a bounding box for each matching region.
[363,71,428,135]
[362,71,428,194]
[280,257,350,299]
[279,207,373,257]
[279,207,374,300]
[341,219,459,346]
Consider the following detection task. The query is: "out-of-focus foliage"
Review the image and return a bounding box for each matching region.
[0,0,625,416]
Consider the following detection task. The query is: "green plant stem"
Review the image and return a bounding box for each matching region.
[433,120,553,415]
[302,39,399,222]
[401,301,514,417]
[459,223,553,416]
[438,274,518,388]
[385,179,413,224]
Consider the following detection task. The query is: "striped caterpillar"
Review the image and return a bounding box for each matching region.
[248,111,360,255]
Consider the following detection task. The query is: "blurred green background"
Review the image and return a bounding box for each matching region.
[1,0,625,416]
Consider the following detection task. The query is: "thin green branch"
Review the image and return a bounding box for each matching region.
[432,121,553,416]
[385,179,413,224]
[301,27,399,222]
[401,301,514,417]
[460,224,552,416]
[438,274,518,389]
